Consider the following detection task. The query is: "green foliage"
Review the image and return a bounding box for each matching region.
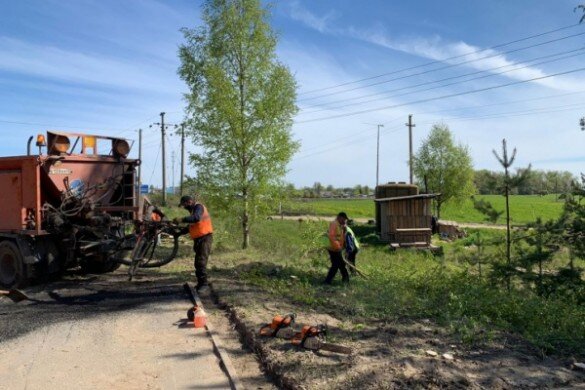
[474,169,575,195]
[413,123,475,218]
[557,175,585,262]
[472,196,503,224]
[516,219,560,293]
[178,0,299,248]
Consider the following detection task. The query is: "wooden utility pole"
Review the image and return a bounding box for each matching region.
[160,112,167,206]
[406,114,416,184]
[137,128,142,186]
[376,124,383,187]
[171,151,176,194]
[180,123,185,197]
[137,128,143,217]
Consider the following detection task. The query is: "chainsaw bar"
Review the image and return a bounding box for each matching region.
[318,342,353,354]
[292,335,353,354]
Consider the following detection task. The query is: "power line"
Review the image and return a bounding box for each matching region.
[298,30,585,103]
[300,47,585,114]
[293,124,404,161]
[290,103,585,164]
[148,143,162,185]
[295,65,585,124]
[300,117,402,153]
[298,23,582,96]
[292,93,585,161]
[397,89,585,117]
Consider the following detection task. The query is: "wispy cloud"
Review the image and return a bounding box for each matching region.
[288,1,340,33]
[287,3,585,91]
[0,37,182,94]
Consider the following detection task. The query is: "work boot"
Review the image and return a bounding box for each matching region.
[197,284,210,295]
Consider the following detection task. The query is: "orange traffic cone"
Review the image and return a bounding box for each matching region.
[193,305,207,328]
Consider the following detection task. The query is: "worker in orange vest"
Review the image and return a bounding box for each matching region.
[324,212,349,285]
[175,195,213,292]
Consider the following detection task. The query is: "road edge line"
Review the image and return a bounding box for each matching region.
[184,283,244,390]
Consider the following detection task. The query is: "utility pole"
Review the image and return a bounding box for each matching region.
[160,112,167,206]
[137,128,142,186]
[180,123,185,197]
[406,114,416,184]
[376,124,384,187]
[137,128,143,217]
[150,113,183,205]
[171,151,176,194]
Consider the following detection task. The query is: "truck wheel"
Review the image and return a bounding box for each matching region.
[0,241,27,288]
[80,254,121,274]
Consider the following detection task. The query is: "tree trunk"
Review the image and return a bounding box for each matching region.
[477,232,483,278]
[242,189,250,249]
[504,177,511,292]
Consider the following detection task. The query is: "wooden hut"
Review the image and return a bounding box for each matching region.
[375,183,418,234]
[375,193,437,247]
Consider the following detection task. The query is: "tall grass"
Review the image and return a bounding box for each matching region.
[209,219,585,355]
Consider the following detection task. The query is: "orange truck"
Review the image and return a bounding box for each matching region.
[0,131,141,288]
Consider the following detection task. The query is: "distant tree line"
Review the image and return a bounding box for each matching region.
[285,182,373,199]
[474,169,576,195]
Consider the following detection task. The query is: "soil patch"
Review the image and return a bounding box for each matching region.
[209,264,585,389]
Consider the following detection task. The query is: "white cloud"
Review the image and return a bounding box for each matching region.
[287,3,585,92]
[0,37,182,94]
[288,1,340,33]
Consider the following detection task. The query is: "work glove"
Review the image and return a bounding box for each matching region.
[172,217,183,224]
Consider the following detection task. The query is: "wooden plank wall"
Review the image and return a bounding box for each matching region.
[380,198,433,243]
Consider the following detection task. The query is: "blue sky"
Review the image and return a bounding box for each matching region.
[1,0,584,188]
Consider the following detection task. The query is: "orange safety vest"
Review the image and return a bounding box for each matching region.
[189,204,214,239]
[328,220,345,252]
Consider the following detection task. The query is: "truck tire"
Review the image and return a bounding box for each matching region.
[0,240,27,288]
[80,254,121,274]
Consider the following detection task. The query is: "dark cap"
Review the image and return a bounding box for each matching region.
[179,195,193,206]
[337,212,348,219]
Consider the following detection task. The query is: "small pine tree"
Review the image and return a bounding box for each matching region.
[492,139,531,291]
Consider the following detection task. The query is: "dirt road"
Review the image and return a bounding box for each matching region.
[272,215,507,229]
[0,271,273,390]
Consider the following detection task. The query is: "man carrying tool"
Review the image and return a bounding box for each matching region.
[174,195,213,293]
[324,212,350,285]
[345,223,360,275]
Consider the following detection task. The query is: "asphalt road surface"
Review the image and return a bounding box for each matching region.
[0,270,256,390]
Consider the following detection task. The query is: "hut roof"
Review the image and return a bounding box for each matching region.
[374,193,439,202]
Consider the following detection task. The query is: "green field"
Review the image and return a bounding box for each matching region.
[285,194,566,225]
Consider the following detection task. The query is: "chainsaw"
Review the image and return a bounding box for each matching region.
[291,324,353,354]
[259,313,297,339]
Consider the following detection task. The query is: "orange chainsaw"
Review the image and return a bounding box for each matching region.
[259,313,297,339]
[291,324,353,354]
